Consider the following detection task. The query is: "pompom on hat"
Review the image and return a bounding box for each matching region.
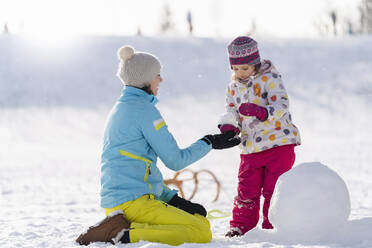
[117,45,161,88]
[227,36,261,66]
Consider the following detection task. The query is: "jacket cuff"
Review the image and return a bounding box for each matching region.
[201,136,212,145]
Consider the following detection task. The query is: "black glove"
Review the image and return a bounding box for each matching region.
[168,195,207,217]
[201,130,241,149]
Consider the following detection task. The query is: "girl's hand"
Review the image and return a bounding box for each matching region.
[219,124,240,135]
[238,103,268,121]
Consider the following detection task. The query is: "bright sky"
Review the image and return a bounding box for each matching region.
[0,0,361,38]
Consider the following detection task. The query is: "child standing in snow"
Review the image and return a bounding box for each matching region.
[75,45,240,246]
[219,36,301,237]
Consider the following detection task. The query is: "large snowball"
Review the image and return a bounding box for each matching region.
[269,162,350,242]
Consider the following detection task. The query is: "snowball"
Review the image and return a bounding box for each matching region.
[118,45,134,60]
[269,162,350,241]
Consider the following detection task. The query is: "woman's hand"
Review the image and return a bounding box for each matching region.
[168,195,207,216]
[201,131,241,149]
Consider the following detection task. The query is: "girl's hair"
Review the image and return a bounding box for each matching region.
[254,63,262,74]
[231,63,262,80]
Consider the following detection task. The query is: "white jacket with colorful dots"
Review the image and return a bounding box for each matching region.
[219,60,301,154]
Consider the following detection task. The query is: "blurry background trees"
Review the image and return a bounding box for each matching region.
[314,0,372,37]
[160,3,175,35]
[1,0,372,38]
[359,0,372,34]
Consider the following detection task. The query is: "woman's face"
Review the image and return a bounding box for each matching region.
[149,74,163,96]
[232,64,255,81]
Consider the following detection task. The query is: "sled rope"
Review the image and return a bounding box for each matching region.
[207,209,232,220]
[164,169,221,202]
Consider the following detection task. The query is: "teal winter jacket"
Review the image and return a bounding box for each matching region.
[100,86,212,208]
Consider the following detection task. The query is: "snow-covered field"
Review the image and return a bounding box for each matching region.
[1,34,372,247]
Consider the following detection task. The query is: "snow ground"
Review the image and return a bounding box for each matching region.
[1,35,372,247]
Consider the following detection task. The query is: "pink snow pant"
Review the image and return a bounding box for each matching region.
[230,144,295,235]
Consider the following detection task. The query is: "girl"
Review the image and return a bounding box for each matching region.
[75,45,240,246]
[219,36,301,237]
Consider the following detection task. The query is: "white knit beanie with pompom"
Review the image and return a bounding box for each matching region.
[116,45,161,88]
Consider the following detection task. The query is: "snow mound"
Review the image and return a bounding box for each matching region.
[269,162,351,242]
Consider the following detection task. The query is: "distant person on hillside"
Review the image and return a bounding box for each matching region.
[3,23,9,34]
[75,45,240,246]
[219,36,301,237]
[187,10,193,35]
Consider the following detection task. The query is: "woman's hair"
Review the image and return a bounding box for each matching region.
[140,85,153,95]
[231,62,262,81]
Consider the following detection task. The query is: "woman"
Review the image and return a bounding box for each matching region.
[76,45,240,246]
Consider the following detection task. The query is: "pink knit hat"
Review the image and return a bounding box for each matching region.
[227,36,260,66]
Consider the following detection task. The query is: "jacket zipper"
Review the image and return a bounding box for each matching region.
[119,150,153,190]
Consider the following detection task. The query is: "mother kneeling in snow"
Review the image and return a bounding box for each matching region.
[76,45,240,246]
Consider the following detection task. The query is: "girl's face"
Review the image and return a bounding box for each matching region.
[232,64,256,81]
[149,74,163,96]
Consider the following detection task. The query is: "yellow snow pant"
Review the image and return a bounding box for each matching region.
[105,194,212,246]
